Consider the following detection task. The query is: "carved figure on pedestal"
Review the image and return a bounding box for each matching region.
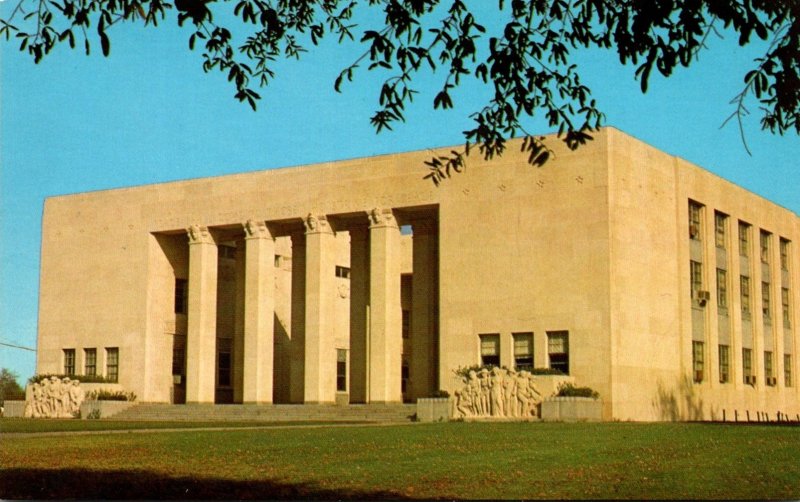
[489,367,505,417]
[479,368,491,415]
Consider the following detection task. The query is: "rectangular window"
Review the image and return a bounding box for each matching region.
[335,266,351,279]
[402,309,410,339]
[216,338,232,387]
[692,341,704,383]
[760,230,771,263]
[780,238,790,271]
[84,348,97,376]
[742,348,753,385]
[479,334,500,367]
[336,349,347,392]
[740,276,751,317]
[714,212,727,248]
[401,358,409,394]
[106,347,119,383]
[513,332,534,371]
[689,201,703,240]
[690,260,703,294]
[547,331,569,375]
[174,278,188,314]
[718,345,730,383]
[63,349,76,375]
[738,221,750,257]
[782,288,791,328]
[764,351,774,386]
[785,355,793,387]
[762,282,771,321]
[716,269,728,310]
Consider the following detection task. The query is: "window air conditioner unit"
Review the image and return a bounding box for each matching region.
[690,224,700,239]
[767,377,777,386]
[746,375,756,385]
[694,290,710,305]
[694,370,703,383]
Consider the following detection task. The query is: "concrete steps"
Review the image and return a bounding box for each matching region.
[110,403,417,423]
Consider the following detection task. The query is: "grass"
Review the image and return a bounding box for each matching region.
[1,421,799,499]
[0,418,369,433]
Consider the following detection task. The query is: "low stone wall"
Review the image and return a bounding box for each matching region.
[80,400,138,419]
[417,397,451,422]
[541,397,602,422]
[3,400,26,417]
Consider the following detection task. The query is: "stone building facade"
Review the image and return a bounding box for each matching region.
[36,128,799,420]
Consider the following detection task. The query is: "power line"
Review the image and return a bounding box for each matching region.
[0,341,36,352]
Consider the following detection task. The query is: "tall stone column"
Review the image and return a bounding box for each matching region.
[303,214,337,404]
[410,219,438,399]
[368,208,403,403]
[186,224,218,404]
[349,225,370,403]
[289,231,306,403]
[242,219,275,404]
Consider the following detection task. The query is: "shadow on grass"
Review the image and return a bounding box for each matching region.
[0,468,411,500]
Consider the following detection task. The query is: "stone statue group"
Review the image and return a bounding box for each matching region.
[24,376,84,418]
[453,367,543,419]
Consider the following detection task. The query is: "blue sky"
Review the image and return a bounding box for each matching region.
[1,5,798,382]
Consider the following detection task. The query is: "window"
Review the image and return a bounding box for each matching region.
[785,355,793,387]
[336,349,347,392]
[718,345,730,383]
[401,359,409,394]
[764,351,774,386]
[513,332,534,371]
[63,349,76,375]
[402,310,410,339]
[692,341,704,383]
[780,238,790,271]
[782,288,791,328]
[738,221,750,257]
[106,348,119,382]
[740,276,751,317]
[547,331,569,375]
[172,338,185,378]
[174,278,188,314]
[714,212,727,248]
[479,334,500,366]
[689,201,703,240]
[742,348,753,385]
[219,245,236,260]
[217,339,231,387]
[690,261,703,294]
[716,269,728,310]
[335,266,351,279]
[84,348,96,376]
[762,282,771,321]
[760,230,771,263]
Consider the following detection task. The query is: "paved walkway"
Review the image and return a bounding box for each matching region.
[1,420,420,439]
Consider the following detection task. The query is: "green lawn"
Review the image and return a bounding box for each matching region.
[1,422,798,499]
[0,418,368,433]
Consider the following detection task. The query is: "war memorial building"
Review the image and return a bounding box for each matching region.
[35,128,799,421]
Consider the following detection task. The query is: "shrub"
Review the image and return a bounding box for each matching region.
[86,409,102,419]
[432,389,450,398]
[28,374,114,385]
[556,383,599,399]
[85,390,136,402]
[530,367,566,375]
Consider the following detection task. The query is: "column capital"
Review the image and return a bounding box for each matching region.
[368,208,398,229]
[243,219,273,240]
[187,225,214,245]
[304,213,333,235]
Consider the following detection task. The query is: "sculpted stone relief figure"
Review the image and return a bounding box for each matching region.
[452,368,543,419]
[24,377,85,418]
